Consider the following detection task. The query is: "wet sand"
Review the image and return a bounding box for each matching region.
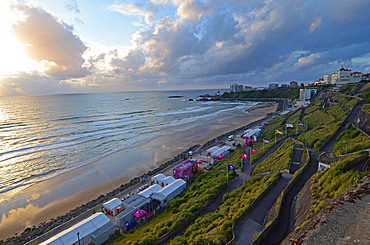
[0,103,277,240]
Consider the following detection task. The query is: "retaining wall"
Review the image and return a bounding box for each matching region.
[252,147,310,245]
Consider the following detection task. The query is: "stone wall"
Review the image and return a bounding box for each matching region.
[354,110,370,136]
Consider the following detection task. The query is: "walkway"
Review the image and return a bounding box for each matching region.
[161,172,249,244]
[321,100,366,152]
[234,173,292,245]
[259,150,319,245]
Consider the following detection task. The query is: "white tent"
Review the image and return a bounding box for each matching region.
[138,184,162,198]
[40,213,115,245]
[115,206,136,227]
[206,146,220,155]
[162,176,176,186]
[103,198,122,216]
[152,179,186,208]
[91,222,116,245]
[151,173,166,185]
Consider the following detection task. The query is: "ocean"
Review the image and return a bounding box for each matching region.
[0,90,256,197]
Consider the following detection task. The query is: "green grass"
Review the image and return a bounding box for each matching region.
[221,88,300,100]
[109,170,234,244]
[252,138,299,175]
[212,147,243,171]
[333,124,370,155]
[169,173,281,245]
[339,83,362,95]
[362,104,370,113]
[298,122,340,151]
[309,153,364,215]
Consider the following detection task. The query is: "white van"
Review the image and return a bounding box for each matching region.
[228,135,234,141]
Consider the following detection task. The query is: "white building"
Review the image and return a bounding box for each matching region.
[152,179,186,208]
[103,198,122,216]
[40,213,116,245]
[299,87,318,101]
[230,83,244,92]
[323,67,362,84]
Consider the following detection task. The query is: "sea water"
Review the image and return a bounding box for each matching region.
[0,90,255,196]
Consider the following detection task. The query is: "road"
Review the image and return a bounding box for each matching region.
[234,173,292,245]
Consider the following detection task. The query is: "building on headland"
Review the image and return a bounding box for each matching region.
[362,73,370,81]
[244,86,252,91]
[290,81,298,88]
[268,83,279,90]
[299,87,318,101]
[281,84,289,88]
[230,83,244,92]
[322,67,362,84]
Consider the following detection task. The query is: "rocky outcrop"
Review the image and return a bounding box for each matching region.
[354,110,370,136]
[287,175,370,245]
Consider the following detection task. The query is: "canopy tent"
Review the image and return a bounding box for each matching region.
[152,179,186,208]
[162,176,175,185]
[138,184,162,198]
[122,194,150,209]
[91,222,116,245]
[40,213,115,245]
[206,146,220,155]
[151,173,166,185]
[103,198,122,216]
[133,209,147,218]
[115,206,136,228]
[220,146,231,152]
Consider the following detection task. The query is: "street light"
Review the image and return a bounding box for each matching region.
[76,232,81,245]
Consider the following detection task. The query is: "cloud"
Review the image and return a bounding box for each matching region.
[109,3,155,26]
[65,0,80,14]
[308,17,322,34]
[172,0,212,22]
[3,0,370,96]
[0,72,77,96]
[11,3,90,79]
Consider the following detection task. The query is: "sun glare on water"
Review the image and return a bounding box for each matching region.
[0,2,39,78]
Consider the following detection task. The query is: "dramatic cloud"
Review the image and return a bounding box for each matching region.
[11,3,89,79]
[105,0,370,87]
[1,0,370,96]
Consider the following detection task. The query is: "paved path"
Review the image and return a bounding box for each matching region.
[161,172,249,244]
[321,100,366,152]
[234,173,293,245]
[259,150,319,245]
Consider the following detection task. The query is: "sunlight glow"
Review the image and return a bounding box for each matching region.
[0,2,39,77]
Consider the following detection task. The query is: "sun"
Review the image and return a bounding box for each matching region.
[0,1,39,78]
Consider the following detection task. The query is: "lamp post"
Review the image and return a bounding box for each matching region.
[76,232,81,245]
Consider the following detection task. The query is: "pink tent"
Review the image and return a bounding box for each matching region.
[133,209,147,218]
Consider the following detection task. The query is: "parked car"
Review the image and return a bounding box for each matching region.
[228,135,234,141]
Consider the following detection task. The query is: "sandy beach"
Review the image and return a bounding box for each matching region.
[0,102,277,240]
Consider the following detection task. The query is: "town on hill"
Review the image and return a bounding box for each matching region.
[2,79,369,245]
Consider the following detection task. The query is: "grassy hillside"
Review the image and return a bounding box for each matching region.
[221,88,300,100]
[298,94,359,151]
[109,170,234,245]
[169,173,281,245]
[252,138,300,175]
[308,153,365,216]
[332,124,370,155]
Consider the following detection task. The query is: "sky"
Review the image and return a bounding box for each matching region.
[0,0,369,96]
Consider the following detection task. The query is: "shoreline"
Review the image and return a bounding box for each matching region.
[0,103,278,243]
